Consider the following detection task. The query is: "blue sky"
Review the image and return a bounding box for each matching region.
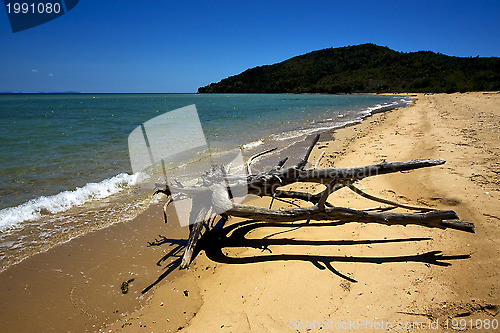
[1,0,499,93]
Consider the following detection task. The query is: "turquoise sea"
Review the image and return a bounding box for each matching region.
[0,93,410,270]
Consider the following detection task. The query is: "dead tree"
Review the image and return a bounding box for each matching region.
[155,134,474,269]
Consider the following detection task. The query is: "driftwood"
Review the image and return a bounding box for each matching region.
[155,134,474,269]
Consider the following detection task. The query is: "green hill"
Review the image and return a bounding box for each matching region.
[198,44,500,94]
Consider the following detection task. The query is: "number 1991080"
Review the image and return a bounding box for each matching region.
[444,318,498,330]
[6,2,61,14]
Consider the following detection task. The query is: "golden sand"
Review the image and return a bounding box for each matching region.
[109,92,499,332]
[1,92,498,332]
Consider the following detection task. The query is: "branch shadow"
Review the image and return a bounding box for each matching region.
[141,236,187,294]
[141,218,226,294]
[142,219,470,292]
[198,219,471,283]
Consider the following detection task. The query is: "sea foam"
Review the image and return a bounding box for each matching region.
[242,140,264,150]
[0,172,146,231]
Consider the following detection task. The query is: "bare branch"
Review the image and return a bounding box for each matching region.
[225,203,466,230]
[347,184,433,211]
[152,134,473,269]
[317,178,338,209]
[314,151,326,169]
[246,147,277,174]
[295,134,320,169]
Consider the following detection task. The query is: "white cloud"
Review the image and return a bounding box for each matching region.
[48,73,54,77]
[32,69,38,73]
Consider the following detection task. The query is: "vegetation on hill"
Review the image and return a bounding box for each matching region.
[198,44,500,94]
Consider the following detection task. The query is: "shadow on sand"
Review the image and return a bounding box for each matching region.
[143,219,470,293]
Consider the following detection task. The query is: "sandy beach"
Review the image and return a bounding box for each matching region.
[1,92,498,332]
[108,92,500,332]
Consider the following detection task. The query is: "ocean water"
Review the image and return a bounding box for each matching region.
[0,93,410,270]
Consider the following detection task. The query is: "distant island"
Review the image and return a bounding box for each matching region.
[198,44,500,94]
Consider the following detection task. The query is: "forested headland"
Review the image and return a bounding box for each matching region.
[198,44,500,94]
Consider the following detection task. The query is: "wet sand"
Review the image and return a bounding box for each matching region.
[1,92,499,332]
[0,201,200,332]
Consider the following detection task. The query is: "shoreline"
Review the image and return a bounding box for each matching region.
[0,94,407,275]
[242,96,412,174]
[1,92,498,332]
[108,91,499,332]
